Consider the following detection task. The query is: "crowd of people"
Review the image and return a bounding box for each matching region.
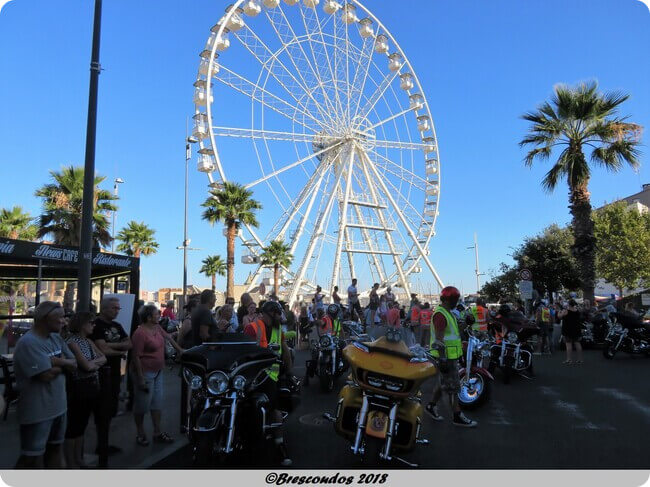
[8,278,642,469]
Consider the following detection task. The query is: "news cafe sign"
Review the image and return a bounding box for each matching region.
[34,244,78,263]
[0,240,16,255]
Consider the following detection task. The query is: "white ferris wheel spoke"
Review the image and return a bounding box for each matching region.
[244,139,344,189]
[349,36,378,123]
[212,126,316,144]
[372,139,430,151]
[233,24,337,131]
[366,106,419,131]
[299,6,346,125]
[356,67,403,123]
[215,66,321,133]
[360,148,444,289]
[264,6,340,125]
[371,150,428,188]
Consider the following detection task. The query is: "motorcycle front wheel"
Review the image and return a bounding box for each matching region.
[458,373,491,409]
[603,343,617,359]
[192,433,214,467]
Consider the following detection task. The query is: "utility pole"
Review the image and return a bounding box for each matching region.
[77,0,103,313]
[467,232,484,295]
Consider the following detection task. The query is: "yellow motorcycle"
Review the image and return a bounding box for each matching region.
[324,328,436,466]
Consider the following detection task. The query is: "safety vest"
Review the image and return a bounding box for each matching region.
[266,325,282,382]
[471,305,488,331]
[419,309,433,327]
[410,306,421,323]
[251,319,268,349]
[430,306,463,360]
[322,315,333,335]
[541,307,551,323]
[332,318,341,337]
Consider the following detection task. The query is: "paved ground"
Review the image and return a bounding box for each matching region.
[153,332,650,469]
[2,331,649,469]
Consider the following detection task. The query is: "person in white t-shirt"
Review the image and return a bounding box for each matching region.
[347,279,362,322]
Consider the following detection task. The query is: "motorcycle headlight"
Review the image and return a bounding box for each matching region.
[206,371,229,395]
[319,335,332,348]
[190,375,203,391]
[507,332,518,343]
[232,375,246,391]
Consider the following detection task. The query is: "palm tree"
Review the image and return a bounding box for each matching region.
[260,239,293,297]
[520,81,642,302]
[35,166,117,247]
[201,182,262,299]
[35,166,118,309]
[116,221,159,258]
[200,255,226,292]
[0,206,37,240]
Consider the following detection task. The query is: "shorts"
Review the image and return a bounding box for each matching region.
[369,303,379,311]
[538,323,550,337]
[19,413,67,456]
[439,359,460,395]
[132,370,163,415]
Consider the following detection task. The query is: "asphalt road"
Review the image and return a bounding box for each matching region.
[153,337,650,469]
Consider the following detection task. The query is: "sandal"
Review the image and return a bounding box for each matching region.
[153,432,174,444]
[563,360,572,365]
[136,435,150,446]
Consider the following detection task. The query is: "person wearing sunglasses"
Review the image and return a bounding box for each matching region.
[13,301,77,468]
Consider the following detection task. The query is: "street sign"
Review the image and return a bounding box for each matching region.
[518,280,533,300]
[519,269,532,281]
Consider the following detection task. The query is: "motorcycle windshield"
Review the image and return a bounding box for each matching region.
[181,333,277,372]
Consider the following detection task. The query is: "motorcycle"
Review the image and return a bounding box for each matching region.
[180,333,300,466]
[603,312,650,359]
[305,332,348,392]
[323,328,436,467]
[488,308,539,384]
[458,327,494,409]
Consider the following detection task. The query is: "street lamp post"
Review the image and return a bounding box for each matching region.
[111,177,124,252]
[77,0,103,313]
[182,134,198,315]
[467,232,485,295]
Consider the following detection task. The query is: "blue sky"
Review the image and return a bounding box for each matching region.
[0,0,649,296]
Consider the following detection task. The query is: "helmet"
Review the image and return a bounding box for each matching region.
[327,304,339,317]
[261,301,283,317]
[440,286,460,303]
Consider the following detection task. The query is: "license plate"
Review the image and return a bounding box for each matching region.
[365,411,389,439]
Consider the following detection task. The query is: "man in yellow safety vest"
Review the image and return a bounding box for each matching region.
[425,286,477,427]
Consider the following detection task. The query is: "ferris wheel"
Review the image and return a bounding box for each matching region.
[191,0,445,304]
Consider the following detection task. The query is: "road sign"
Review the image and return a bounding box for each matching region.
[519,280,533,300]
[519,269,532,281]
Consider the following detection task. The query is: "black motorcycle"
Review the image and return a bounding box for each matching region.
[180,333,300,466]
[488,309,539,383]
[305,332,348,392]
[603,312,650,359]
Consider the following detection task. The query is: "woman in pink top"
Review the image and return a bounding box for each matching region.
[131,305,184,446]
[386,302,402,328]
